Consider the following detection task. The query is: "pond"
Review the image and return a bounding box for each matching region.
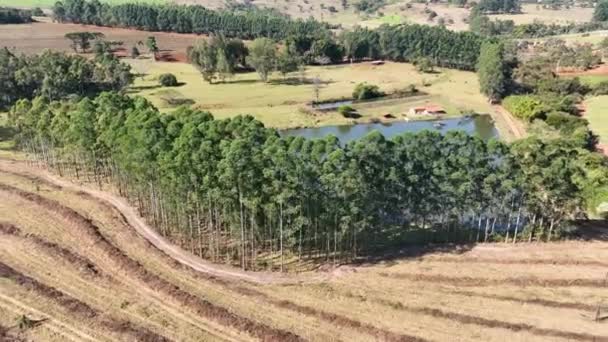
[281,114,499,144]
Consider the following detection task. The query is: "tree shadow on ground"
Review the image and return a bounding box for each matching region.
[351,243,477,268]
[573,220,608,241]
[128,84,162,92]
[0,125,16,143]
[269,77,335,86]
[221,79,259,85]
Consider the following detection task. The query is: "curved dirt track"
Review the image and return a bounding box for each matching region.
[0,159,320,285]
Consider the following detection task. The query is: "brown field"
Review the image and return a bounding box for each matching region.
[1,157,607,342]
[0,19,200,57]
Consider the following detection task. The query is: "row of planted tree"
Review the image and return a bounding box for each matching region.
[52,0,484,70]
[8,92,600,270]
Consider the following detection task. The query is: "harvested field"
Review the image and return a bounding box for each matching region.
[1,158,608,341]
[0,20,200,56]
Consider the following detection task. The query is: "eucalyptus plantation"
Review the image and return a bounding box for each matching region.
[9,93,605,270]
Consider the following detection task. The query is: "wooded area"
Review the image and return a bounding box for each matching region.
[0,48,132,109]
[8,92,605,270]
[52,0,328,40]
[0,7,33,24]
[53,0,485,70]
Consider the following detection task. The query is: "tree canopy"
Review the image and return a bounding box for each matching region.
[0,7,33,24]
[0,48,132,110]
[9,92,605,270]
[53,0,329,40]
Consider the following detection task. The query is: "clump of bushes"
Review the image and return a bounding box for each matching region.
[502,95,546,122]
[353,82,384,100]
[159,73,178,87]
[592,81,608,95]
[414,57,435,73]
[338,105,357,117]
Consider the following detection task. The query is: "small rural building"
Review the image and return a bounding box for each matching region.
[409,105,446,116]
[370,60,385,66]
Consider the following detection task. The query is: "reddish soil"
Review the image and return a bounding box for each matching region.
[558,64,608,77]
[0,20,205,58]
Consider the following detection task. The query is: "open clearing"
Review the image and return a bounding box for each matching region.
[489,4,593,25]
[584,96,608,153]
[128,60,492,130]
[1,158,608,341]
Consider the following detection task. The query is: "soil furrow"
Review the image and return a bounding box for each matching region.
[0,292,102,342]
[0,262,171,342]
[0,222,100,277]
[342,292,608,342]
[446,289,596,312]
[0,182,304,342]
[0,323,25,342]
[427,257,608,268]
[379,272,607,287]
[3,168,426,342]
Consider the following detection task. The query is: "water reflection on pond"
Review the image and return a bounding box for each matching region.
[280,115,498,144]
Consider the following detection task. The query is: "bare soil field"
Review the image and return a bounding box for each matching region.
[1,157,607,341]
[0,20,200,56]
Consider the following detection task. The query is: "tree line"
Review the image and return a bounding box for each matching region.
[52,0,327,40]
[52,0,485,71]
[8,92,606,270]
[0,7,33,24]
[0,48,132,110]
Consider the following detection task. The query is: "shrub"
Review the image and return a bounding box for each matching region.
[159,73,178,87]
[502,95,546,122]
[414,57,435,73]
[338,105,356,117]
[545,111,587,133]
[352,83,384,100]
[32,7,45,16]
[593,81,608,95]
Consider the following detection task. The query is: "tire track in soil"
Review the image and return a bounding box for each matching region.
[2,167,430,342]
[340,290,608,342]
[0,262,170,342]
[379,272,607,287]
[0,182,304,342]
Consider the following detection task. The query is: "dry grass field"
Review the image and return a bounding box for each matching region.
[1,157,608,342]
[489,4,593,25]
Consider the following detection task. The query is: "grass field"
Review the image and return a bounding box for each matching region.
[1,159,607,341]
[572,74,608,86]
[128,60,491,129]
[584,96,608,146]
[489,4,593,25]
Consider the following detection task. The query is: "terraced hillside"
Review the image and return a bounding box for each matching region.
[1,158,607,341]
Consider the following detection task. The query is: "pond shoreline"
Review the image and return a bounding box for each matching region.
[280,114,498,144]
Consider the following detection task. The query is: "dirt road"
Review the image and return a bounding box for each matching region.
[0,159,319,285]
[491,105,527,141]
